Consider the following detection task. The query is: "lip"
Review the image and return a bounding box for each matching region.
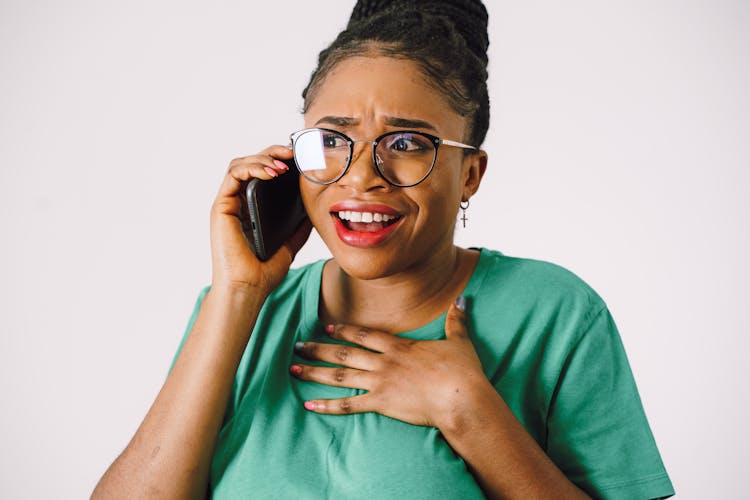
[329,202,404,248]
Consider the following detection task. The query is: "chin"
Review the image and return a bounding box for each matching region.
[329,245,408,281]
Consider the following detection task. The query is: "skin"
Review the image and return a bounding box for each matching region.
[92,54,589,499]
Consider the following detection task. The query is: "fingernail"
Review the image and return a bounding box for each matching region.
[289,365,302,376]
[455,295,467,312]
[264,166,278,177]
[273,159,289,171]
[325,324,335,334]
[294,341,305,352]
[304,401,317,411]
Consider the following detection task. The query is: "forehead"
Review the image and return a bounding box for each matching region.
[304,56,466,137]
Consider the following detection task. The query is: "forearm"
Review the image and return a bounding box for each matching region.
[92,286,266,499]
[439,381,590,500]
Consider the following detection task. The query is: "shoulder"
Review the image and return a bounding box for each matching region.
[475,248,605,315]
[468,248,609,354]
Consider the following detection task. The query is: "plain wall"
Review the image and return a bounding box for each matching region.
[1,1,748,498]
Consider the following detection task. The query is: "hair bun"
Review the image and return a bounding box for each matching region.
[348,0,489,65]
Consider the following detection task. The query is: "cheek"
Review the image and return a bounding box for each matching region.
[300,181,337,237]
[408,188,460,241]
[300,182,324,222]
[416,165,463,217]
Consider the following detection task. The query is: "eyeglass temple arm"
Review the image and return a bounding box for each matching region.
[441,139,477,150]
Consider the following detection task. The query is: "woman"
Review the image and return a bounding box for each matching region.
[93,1,674,498]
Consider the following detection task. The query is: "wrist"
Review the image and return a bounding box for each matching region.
[205,282,271,323]
[435,374,500,438]
[209,280,273,301]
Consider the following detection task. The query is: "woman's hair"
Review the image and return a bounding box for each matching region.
[302,0,490,148]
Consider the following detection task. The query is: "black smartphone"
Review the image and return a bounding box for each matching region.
[240,158,307,261]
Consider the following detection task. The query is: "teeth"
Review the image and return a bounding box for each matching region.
[337,211,397,222]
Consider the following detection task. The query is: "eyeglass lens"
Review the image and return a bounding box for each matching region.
[293,129,437,186]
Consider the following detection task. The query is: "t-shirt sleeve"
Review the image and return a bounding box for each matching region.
[167,286,211,375]
[546,306,675,499]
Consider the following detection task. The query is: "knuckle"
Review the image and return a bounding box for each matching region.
[448,314,465,328]
[369,391,385,409]
[394,339,416,352]
[227,165,246,178]
[355,327,370,343]
[211,199,231,214]
[380,357,399,373]
[334,348,349,362]
[228,159,247,172]
[369,377,385,393]
[333,368,346,383]
[339,399,353,413]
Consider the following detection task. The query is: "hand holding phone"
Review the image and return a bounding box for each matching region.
[240,158,308,261]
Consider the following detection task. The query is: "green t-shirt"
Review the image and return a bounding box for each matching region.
[172,248,674,499]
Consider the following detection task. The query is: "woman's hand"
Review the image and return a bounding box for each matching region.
[210,145,312,295]
[290,297,491,430]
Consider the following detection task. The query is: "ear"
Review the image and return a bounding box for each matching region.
[461,150,488,201]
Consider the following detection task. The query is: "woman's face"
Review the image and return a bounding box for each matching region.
[300,55,486,280]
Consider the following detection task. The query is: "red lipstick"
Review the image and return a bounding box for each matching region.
[329,202,403,248]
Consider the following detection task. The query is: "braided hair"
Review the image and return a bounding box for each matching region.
[302,0,490,148]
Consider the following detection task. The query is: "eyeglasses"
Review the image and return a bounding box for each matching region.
[289,128,477,187]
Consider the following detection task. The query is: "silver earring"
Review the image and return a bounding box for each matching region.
[459,200,470,228]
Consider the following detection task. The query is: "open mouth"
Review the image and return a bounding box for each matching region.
[334,210,402,233]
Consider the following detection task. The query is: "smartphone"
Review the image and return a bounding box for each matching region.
[240,158,307,261]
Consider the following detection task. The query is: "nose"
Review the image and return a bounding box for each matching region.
[338,142,390,192]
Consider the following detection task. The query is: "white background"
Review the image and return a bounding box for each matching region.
[1,1,748,498]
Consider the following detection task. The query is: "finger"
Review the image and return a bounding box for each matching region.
[302,394,372,415]
[213,161,276,210]
[228,144,293,169]
[258,144,294,160]
[289,364,372,390]
[294,340,380,371]
[231,157,290,178]
[226,155,285,184]
[324,324,402,353]
[444,295,469,340]
[218,146,294,201]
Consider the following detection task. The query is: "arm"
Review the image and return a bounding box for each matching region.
[431,303,589,499]
[438,376,589,499]
[92,145,310,499]
[91,287,266,499]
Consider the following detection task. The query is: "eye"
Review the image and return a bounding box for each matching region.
[384,133,430,153]
[321,132,348,149]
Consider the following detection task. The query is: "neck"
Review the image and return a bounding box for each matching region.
[320,244,479,333]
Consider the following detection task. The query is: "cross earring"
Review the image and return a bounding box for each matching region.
[460,200,470,228]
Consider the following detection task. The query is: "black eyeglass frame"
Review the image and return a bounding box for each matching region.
[289,127,477,188]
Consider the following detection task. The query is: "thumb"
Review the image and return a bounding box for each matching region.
[444,295,469,340]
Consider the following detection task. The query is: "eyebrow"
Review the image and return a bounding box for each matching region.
[314,115,438,132]
[315,116,358,127]
[383,116,437,132]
